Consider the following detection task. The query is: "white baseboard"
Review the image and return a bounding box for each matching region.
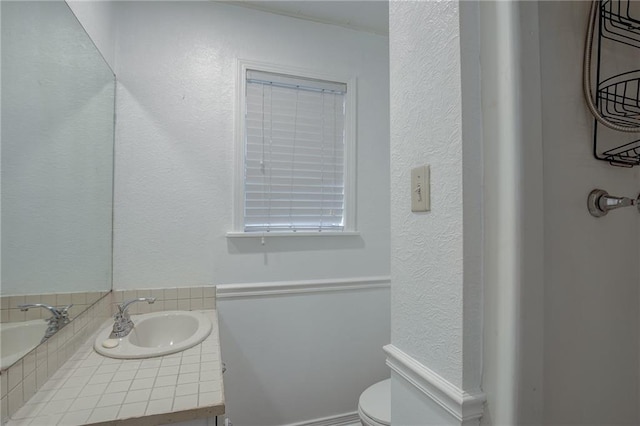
[281,412,360,426]
[384,344,485,424]
[217,276,390,299]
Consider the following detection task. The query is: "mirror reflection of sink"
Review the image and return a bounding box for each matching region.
[1,319,48,370]
[94,311,212,359]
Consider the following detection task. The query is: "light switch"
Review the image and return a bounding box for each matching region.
[411,165,430,212]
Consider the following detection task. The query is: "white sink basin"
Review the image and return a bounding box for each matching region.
[1,319,48,370]
[94,311,212,359]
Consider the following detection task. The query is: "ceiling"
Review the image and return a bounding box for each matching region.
[223,1,389,36]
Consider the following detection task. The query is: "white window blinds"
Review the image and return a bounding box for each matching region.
[244,70,347,232]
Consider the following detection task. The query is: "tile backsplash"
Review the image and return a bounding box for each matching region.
[0,291,109,324]
[111,287,216,315]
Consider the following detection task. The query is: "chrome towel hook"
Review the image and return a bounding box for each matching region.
[587,189,640,217]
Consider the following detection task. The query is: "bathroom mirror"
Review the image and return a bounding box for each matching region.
[1,0,115,367]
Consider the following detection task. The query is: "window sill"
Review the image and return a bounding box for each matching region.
[226,231,360,238]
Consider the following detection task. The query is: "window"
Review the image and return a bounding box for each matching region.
[232,61,356,235]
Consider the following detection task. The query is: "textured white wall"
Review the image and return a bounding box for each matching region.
[112,1,390,289]
[66,0,117,72]
[539,2,640,424]
[389,1,484,422]
[1,1,114,295]
[105,3,391,425]
[390,0,465,388]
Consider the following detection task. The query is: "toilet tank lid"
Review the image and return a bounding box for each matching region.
[359,379,391,424]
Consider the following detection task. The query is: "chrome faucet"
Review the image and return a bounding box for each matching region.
[17,303,73,343]
[111,297,156,338]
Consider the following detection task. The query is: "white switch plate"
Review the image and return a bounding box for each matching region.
[411,165,430,212]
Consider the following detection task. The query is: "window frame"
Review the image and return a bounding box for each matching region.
[229,59,357,237]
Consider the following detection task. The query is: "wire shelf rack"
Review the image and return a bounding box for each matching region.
[593,0,640,167]
[596,70,640,128]
[600,0,640,48]
[602,139,640,166]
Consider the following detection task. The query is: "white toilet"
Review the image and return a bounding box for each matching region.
[358,378,391,426]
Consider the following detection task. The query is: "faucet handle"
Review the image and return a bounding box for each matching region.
[58,304,73,319]
[111,298,155,339]
[588,189,640,217]
[59,304,73,312]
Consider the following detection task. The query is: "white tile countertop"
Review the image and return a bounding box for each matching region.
[7,310,224,426]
